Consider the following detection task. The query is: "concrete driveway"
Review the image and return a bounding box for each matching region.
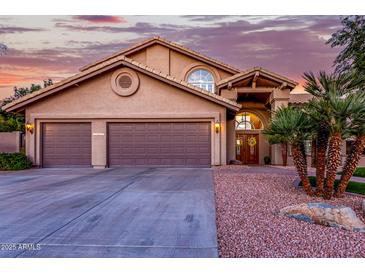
[0,167,217,258]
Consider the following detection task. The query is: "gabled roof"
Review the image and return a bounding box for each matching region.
[3,55,241,112]
[289,93,313,105]
[217,67,298,89]
[80,36,241,74]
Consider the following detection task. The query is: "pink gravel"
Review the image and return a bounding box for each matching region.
[214,165,365,258]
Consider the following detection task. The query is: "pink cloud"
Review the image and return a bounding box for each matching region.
[72,15,126,24]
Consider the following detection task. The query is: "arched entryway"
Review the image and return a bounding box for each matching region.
[235,112,264,164]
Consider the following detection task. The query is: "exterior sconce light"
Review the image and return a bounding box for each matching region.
[25,123,34,134]
[214,121,221,133]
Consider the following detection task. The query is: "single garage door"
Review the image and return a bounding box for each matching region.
[42,123,91,167]
[108,122,211,167]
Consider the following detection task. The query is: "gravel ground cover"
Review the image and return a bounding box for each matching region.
[214,165,365,258]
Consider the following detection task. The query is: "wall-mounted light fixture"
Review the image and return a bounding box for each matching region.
[214,121,220,134]
[25,122,34,134]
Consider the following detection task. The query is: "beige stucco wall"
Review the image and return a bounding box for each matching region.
[24,65,228,167]
[226,114,236,163]
[128,45,234,83]
[269,88,290,165]
[0,131,21,153]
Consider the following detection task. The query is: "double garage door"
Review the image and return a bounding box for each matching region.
[42,122,211,168]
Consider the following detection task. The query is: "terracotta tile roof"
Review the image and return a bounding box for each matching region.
[289,93,314,104]
[4,55,241,112]
[217,67,298,88]
[80,36,242,74]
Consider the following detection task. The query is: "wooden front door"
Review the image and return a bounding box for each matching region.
[236,133,259,164]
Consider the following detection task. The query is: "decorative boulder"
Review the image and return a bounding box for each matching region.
[279,203,365,232]
[229,160,242,165]
[292,177,301,189]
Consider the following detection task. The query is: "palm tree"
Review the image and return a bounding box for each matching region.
[305,90,359,199]
[264,107,313,196]
[335,92,365,197]
[303,71,363,198]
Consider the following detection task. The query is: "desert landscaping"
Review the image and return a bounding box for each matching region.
[214,166,365,258]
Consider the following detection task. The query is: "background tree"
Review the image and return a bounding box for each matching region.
[327,16,365,87]
[0,43,7,55]
[14,84,41,98]
[0,80,53,132]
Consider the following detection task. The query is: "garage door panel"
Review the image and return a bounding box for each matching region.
[108,122,211,167]
[42,123,91,168]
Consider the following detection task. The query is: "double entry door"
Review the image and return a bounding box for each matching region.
[236,133,259,165]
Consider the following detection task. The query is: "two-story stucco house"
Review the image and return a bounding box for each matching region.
[4,36,331,168]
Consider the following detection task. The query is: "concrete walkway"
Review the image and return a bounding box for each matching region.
[0,167,218,258]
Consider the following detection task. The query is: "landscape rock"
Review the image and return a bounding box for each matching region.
[279,202,365,232]
[292,177,301,188]
[229,160,242,165]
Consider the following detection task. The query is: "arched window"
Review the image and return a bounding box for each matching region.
[187,69,215,93]
[235,112,264,130]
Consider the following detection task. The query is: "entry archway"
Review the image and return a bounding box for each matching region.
[235,112,265,164]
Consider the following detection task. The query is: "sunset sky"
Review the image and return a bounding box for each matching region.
[0,15,343,98]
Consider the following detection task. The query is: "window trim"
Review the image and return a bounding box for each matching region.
[187,68,215,93]
[183,64,220,93]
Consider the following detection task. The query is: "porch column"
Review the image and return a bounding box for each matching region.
[269,88,290,165]
[226,113,236,163]
[91,120,107,168]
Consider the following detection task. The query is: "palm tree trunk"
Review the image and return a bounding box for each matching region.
[291,143,313,196]
[281,143,288,166]
[324,132,342,199]
[311,139,317,168]
[315,127,329,196]
[335,135,365,197]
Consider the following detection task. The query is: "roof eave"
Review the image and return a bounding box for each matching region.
[4,59,241,113]
[217,68,298,89]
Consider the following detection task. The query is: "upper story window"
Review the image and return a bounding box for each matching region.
[187,69,215,93]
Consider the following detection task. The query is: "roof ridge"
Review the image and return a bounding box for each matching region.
[80,36,242,73]
[153,36,242,73]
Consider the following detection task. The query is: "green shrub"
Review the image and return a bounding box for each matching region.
[0,110,24,132]
[0,153,32,170]
[353,167,365,178]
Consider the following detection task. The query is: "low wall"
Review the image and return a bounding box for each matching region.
[0,131,22,153]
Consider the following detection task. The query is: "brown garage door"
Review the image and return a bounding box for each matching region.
[108,122,211,167]
[42,123,91,167]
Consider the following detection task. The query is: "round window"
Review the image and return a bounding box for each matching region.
[111,68,139,97]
